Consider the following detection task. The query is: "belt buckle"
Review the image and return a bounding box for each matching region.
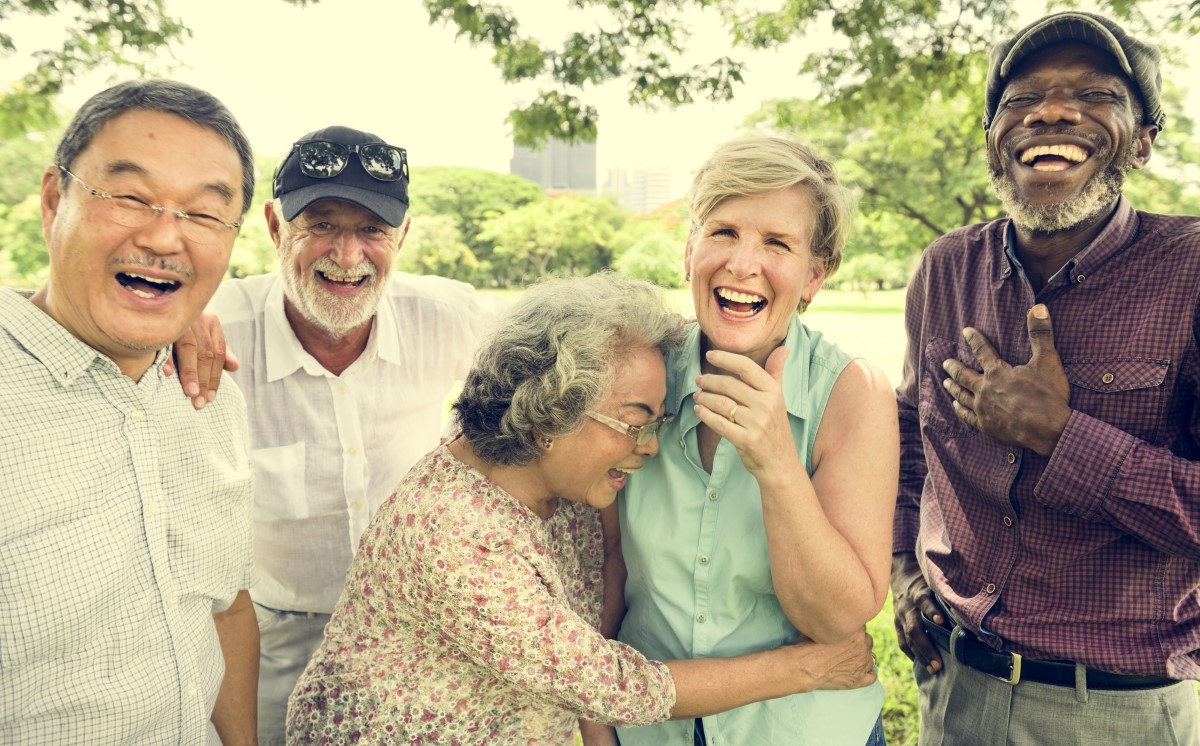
[950,624,1022,685]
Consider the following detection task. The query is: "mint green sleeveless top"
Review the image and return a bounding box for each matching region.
[617,317,884,745]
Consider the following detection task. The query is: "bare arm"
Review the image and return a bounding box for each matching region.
[694,349,898,642]
[211,590,259,745]
[665,630,877,718]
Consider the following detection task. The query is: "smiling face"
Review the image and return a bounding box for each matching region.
[37,109,244,380]
[272,198,405,339]
[986,42,1156,234]
[686,186,826,368]
[541,346,668,511]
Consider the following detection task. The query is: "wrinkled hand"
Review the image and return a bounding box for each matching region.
[693,347,796,475]
[787,628,878,692]
[890,552,943,675]
[166,312,239,411]
[941,304,1071,457]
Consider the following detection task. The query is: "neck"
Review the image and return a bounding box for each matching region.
[283,298,372,376]
[1011,201,1118,292]
[448,436,557,520]
[29,285,155,381]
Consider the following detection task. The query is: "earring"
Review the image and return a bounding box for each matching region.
[542,437,553,450]
[798,297,811,313]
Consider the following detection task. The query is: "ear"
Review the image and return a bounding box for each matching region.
[264,200,285,249]
[40,166,62,243]
[396,215,412,251]
[683,235,695,281]
[805,259,828,303]
[1130,125,1158,170]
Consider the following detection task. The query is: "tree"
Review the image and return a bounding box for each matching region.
[396,213,482,284]
[423,0,1200,146]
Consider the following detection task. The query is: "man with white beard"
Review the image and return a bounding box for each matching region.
[201,126,490,745]
[889,12,1200,745]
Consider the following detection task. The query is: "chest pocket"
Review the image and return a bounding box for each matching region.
[919,337,980,439]
[1063,358,1169,443]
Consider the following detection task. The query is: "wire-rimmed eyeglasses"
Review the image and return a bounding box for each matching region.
[586,410,674,446]
[56,166,241,244]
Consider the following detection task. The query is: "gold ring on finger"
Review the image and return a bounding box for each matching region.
[727,404,739,424]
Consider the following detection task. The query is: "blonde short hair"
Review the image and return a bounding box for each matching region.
[688,136,852,277]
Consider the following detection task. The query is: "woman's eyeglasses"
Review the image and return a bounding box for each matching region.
[289,140,408,182]
[586,410,674,446]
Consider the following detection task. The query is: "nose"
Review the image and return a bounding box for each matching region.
[1023,91,1084,128]
[327,231,366,268]
[726,237,760,280]
[635,432,660,458]
[131,208,188,254]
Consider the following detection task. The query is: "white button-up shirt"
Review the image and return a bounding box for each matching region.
[0,289,254,744]
[208,272,491,612]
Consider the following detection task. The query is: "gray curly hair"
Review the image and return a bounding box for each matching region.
[454,271,686,466]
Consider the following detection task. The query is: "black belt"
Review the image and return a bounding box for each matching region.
[922,612,1175,690]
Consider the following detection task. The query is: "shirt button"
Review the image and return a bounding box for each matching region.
[145,500,160,515]
[1101,373,1115,384]
[338,385,348,395]
[165,595,178,609]
[348,447,360,458]
[353,500,365,511]
[129,410,145,422]
[696,613,707,623]
[707,490,718,502]
[1076,274,1086,283]
[1003,516,1013,527]
[698,555,709,566]
[185,683,198,697]
[1006,452,1016,464]
[985,583,997,594]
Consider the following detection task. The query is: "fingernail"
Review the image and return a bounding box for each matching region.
[206,390,217,403]
[1033,304,1048,319]
[186,382,199,396]
[193,396,207,410]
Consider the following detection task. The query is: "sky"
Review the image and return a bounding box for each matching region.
[3,0,1200,197]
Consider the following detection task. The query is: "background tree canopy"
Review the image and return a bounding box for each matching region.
[2,0,1199,293]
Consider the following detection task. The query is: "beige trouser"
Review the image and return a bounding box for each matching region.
[916,646,1200,746]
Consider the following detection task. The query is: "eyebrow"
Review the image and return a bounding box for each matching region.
[103,159,237,205]
[708,219,801,243]
[620,402,660,418]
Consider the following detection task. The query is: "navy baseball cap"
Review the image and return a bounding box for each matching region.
[273,125,410,226]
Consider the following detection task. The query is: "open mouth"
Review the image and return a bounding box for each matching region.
[117,272,180,299]
[1018,143,1090,172]
[716,287,766,318]
[609,466,637,487]
[317,269,371,288]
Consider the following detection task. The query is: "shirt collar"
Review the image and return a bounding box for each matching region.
[667,316,814,428]
[1001,197,1140,286]
[0,288,170,386]
[262,275,395,381]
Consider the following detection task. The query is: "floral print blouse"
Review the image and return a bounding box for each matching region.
[286,442,676,745]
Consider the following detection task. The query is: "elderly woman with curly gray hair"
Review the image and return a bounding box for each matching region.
[285,271,877,745]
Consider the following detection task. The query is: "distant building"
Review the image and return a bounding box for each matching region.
[604,166,675,215]
[510,138,596,194]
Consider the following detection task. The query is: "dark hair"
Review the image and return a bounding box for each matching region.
[54,79,255,215]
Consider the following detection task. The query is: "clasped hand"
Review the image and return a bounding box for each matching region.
[940,304,1071,457]
[693,347,796,475]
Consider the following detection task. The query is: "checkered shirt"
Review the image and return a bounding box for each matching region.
[0,288,254,743]
[895,199,1200,678]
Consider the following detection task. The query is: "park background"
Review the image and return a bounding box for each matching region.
[3,1,1200,743]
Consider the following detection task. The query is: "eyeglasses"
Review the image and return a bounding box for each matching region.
[289,140,409,182]
[56,167,241,244]
[586,410,674,446]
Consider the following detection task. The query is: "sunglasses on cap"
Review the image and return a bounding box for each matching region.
[288,140,409,182]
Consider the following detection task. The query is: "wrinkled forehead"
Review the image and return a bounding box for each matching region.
[295,198,390,224]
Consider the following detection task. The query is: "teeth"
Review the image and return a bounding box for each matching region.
[614,467,637,474]
[125,272,175,287]
[717,288,765,304]
[129,288,157,299]
[1019,144,1089,164]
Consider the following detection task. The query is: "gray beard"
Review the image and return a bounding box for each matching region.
[989,140,1134,235]
[280,244,384,339]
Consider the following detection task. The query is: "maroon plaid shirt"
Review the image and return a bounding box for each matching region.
[895,198,1200,678]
